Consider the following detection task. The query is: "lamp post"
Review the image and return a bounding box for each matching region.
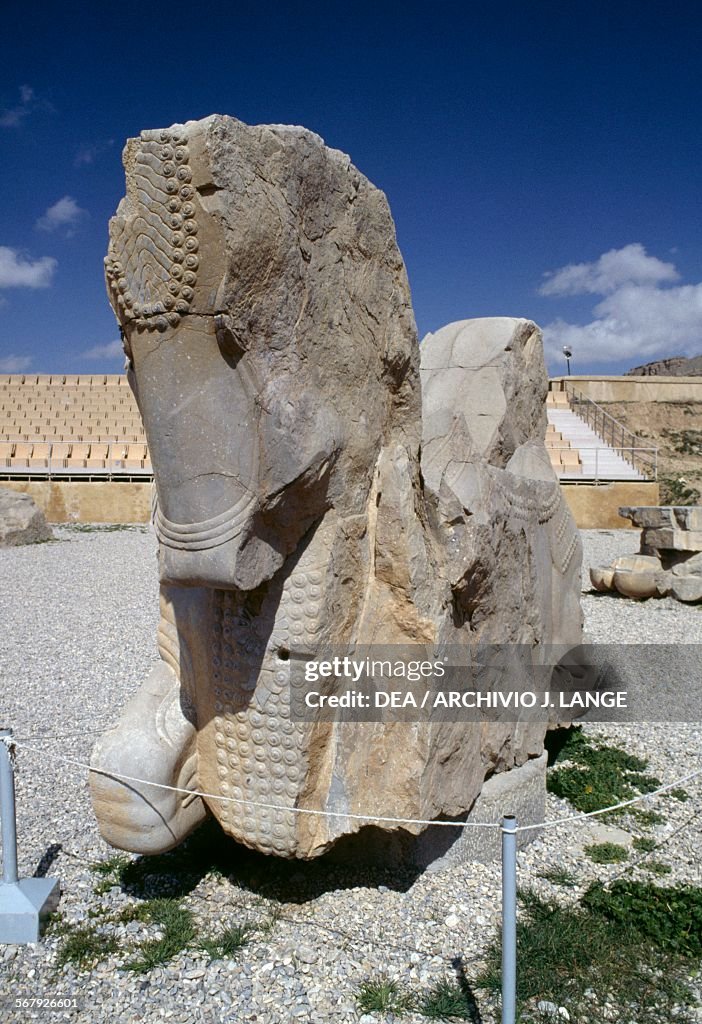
[562,346,572,375]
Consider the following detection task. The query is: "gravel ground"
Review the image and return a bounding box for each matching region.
[0,526,700,1023]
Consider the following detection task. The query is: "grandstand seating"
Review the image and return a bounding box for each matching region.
[0,375,151,478]
[545,387,649,481]
[545,422,582,475]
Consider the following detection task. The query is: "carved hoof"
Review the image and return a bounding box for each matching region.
[90,663,207,854]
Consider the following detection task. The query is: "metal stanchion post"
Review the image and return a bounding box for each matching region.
[0,730,19,885]
[0,728,60,943]
[501,814,517,1024]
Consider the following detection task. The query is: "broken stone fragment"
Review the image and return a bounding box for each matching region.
[0,488,53,546]
[640,528,702,553]
[594,506,702,604]
[612,568,658,600]
[671,576,702,603]
[619,505,702,532]
[589,566,615,591]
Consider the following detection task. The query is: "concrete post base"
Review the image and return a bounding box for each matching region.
[0,878,60,944]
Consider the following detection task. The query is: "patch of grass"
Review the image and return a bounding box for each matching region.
[632,836,657,853]
[90,855,131,876]
[200,922,252,960]
[584,842,628,864]
[114,903,152,924]
[257,905,281,937]
[668,787,690,802]
[418,977,478,1020]
[476,885,701,1023]
[356,976,415,1015]
[537,867,579,888]
[644,861,672,876]
[86,905,110,919]
[582,880,702,956]
[91,853,130,894]
[661,428,702,456]
[55,925,118,969]
[45,910,71,936]
[659,475,701,506]
[547,728,662,814]
[93,879,115,895]
[123,898,196,973]
[629,808,665,827]
[624,772,663,794]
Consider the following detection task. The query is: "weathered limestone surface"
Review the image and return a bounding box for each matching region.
[590,505,702,602]
[620,506,702,531]
[91,115,583,860]
[0,487,53,546]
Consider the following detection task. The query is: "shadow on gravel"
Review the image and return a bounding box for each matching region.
[451,956,483,1023]
[34,842,62,878]
[582,588,633,598]
[118,817,423,905]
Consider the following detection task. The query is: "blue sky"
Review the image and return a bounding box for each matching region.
[1,0,701,376]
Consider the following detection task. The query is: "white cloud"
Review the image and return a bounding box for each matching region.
[0,354,32,373]
[539,243,679,297]
[0,246,57,288]
[83,340,124,360]
[540,245,702,366]
[0,84,35,127]
[74,138,114,167]
[36,196,87,235]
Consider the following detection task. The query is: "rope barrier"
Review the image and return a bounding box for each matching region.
[14,732,109,742]
[6,737,702,836]
[8,740,497,829]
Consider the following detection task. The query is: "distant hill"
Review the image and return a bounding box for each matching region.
[626,355,702,376]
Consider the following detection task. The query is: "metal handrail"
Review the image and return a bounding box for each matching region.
[553,383,658,481]
[547,445,658,485]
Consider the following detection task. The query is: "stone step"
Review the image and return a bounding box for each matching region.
[547,408,646,480]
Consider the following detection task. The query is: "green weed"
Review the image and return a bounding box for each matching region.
[200,922,252,960]
[418,977,478,1020]
[584,842,629,864]
[476,884,700,1023]
[644,861,672,876]
[547,729,662,814]
[537,868,579,888]
[56,926,118,969]
[124,898,196,973]
[356,976,415,1015]
[632,837,657,853]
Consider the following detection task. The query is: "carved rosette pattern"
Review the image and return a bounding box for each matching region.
[210,565,325,856]
[105,125,200,333]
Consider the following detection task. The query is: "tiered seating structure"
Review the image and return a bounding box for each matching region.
[0,375,151,478]
[545,386,651,481]
[545,391,583,475]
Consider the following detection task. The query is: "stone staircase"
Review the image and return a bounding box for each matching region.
[545,387,653,481]
[547,408,645,480]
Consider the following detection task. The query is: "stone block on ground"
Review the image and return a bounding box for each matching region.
[594,506,702,603]
[0,488,53,547]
